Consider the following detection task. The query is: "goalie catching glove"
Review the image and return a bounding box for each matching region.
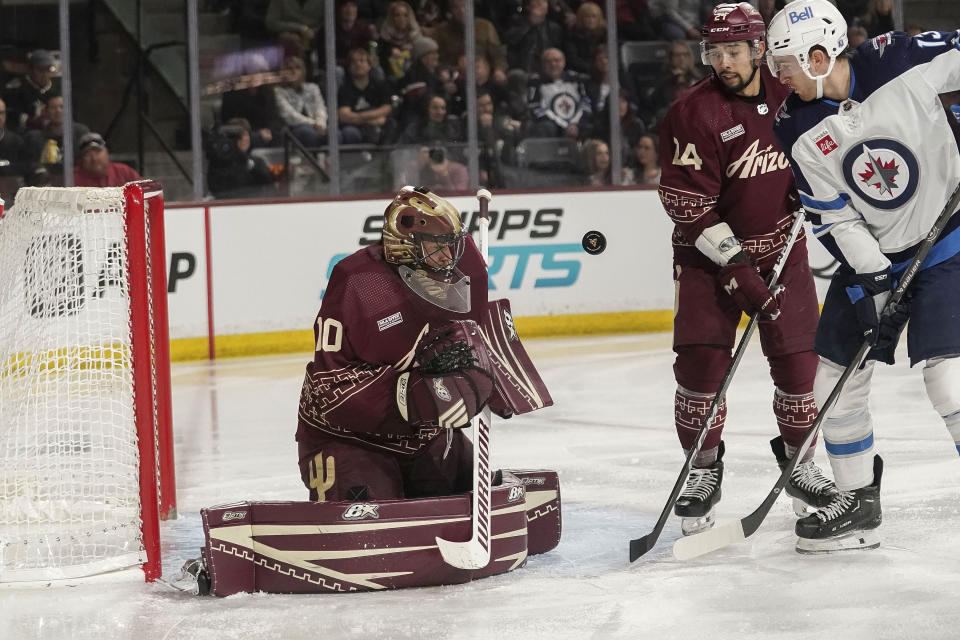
[396,320,495,429]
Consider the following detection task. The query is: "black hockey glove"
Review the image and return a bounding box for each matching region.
[844,267,895,346]
[717,251,784,320]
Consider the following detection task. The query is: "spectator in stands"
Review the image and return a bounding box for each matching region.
[4,50,61,132]
[419,145,469,191]
[412,0,444,30]
[0,98,26,179]
[334,0,378,68]
[399,36,454,128]
[616,0,657,41]
[450,57,512,117]
[582,138,611,186]
[266,0,324,58]
[905,23,925,37]
[220,53,280,148]
[379,1,422,85]
[73,132,142,188]
[856,0,895,37]
[398,93,463,144]
[757,0,787,27]
[622,132,660,186]
[657,0,712,42]
[593,88,647,161]
[275,55,331,148]
[644,40,703,128]
[207,118,277,200]
[586,44,611,132]
[23,94,89,168]
[565,2,606,75]
[847,24,869,48]
[475,88,520,185]
[339,47,397,144]
[431,0,508,87]
[505,0,565,74]
[525,48,591,140]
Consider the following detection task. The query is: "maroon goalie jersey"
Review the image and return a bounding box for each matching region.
[658,66,799,269]
[297,237,488,457]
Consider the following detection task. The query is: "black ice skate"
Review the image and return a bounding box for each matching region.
[770,436,839,516]
[795,454,883,554]
[675,442,724,535]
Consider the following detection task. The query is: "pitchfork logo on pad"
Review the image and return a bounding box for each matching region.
[841,139,919,210]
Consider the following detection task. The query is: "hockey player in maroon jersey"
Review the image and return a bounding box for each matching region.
[657,3,836,535]
[296,186,510,502]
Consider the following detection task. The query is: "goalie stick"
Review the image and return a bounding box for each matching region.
[435,188,494,570]
[630,211,806,561]
[673,180,960,561]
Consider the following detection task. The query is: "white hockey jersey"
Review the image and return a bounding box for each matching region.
[774,31,960,273]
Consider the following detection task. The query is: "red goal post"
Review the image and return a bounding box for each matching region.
[0,181,175,582]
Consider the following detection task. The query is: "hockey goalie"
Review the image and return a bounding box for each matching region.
[193,186,560,595]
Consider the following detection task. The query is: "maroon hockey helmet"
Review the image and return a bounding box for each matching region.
[701,2,765,45]
[383,185,466,275]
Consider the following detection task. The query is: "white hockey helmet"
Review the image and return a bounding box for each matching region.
[766,0,847,84]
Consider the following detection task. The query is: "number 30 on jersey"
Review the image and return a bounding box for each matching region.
[672,138,703,171]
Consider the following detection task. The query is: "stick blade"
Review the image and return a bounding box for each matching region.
[672,520,745,561]
[435,536,491,570]
[629,534,657,562]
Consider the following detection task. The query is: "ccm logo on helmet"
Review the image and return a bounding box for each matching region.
[789,7,814,23]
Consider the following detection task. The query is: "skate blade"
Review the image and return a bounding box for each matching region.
[795,529,881,554]
[680,511,715,536]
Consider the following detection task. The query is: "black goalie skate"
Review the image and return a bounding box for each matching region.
[795,454,883,554]
[675,442,724,535]
[770,436,839,515]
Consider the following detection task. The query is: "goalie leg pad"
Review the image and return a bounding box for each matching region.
[199,470,553,595]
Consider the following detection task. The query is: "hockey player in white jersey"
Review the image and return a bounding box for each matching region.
[767,0,960,552]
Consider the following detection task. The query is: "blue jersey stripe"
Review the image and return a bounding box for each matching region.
[800,193,849,211]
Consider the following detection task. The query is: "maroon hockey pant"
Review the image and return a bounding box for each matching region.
[672,245,819,454]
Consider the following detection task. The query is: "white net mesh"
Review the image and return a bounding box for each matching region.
[0,187,147,581]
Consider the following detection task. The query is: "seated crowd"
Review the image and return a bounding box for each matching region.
[0,0,904,200]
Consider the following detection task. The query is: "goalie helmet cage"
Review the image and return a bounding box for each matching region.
[0,181,175,583]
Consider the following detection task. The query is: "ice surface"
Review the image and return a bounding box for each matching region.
[3,333,960,640]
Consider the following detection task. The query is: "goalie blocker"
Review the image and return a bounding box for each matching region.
[196,470,561,595]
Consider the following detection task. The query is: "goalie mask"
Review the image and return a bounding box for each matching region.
[383,186,471,313]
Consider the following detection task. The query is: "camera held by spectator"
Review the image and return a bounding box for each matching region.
[207,118,277,200]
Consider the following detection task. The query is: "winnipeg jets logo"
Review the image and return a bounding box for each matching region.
[858,151,899,196]
[841,139,919,210]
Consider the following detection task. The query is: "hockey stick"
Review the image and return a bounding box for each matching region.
[630,211,806,561]
[673,180,960,561]
[435,188,494,570]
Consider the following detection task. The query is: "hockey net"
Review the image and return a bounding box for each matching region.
[0,182,175,582]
